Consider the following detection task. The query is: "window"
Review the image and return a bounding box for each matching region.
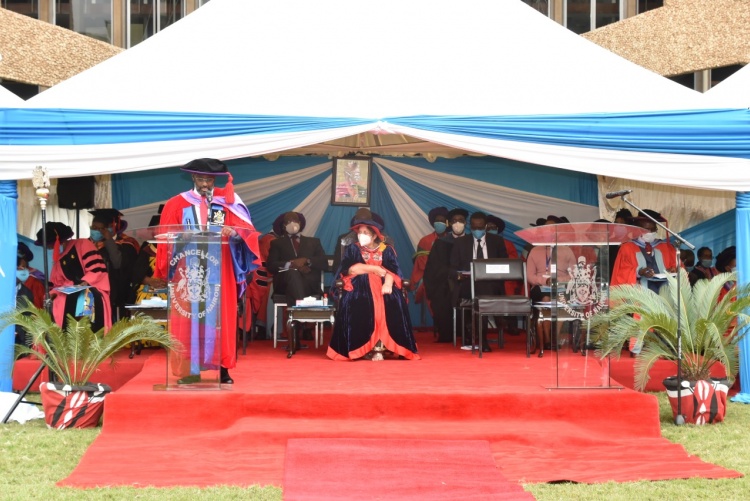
[566,0,622,34]
[637,0,664,14]
[521,0,549,16]
[54,0,113,44]
[2,0,39,19]
[128,0,185,48]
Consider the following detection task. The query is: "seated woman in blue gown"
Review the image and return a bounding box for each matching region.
[327,216,419,361]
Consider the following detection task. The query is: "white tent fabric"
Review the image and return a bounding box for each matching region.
[384,124,750,191]
[704,64,750,108]
[26,0,702,116]
[5,0,745,189]
[376,157,598,233]
[0,86,22,106]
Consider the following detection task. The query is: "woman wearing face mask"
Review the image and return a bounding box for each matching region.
[409,206,449,316]
[34,221,112,332]
[14,255,36,349]
[688,247,719,286]
[611,210,678,292]
[610,210,678,355]
[714,246,737,302]
[15,244,45,309]
[328,216,419,361]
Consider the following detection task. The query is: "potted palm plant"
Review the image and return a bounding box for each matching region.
[592,270,750,424]
[3,299,177,429]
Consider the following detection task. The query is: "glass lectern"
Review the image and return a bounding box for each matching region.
[515,222,647,389]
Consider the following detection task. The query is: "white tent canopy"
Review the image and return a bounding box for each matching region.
[0,0,748,190]
[0,86,22,106]
[27,0,703,116]
[704,64,750,108]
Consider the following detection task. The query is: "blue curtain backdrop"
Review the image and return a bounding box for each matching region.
[0,181,18,392]
[679,209,736,261]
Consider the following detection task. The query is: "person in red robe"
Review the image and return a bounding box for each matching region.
[611,210,678,289]
[16,243,45,309]
[155,158,260,384]
[410,206,449,312]
[244,213,284,339]
[610,209,677,354]
[35,222,112,332]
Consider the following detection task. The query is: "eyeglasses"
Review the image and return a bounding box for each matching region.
[194,176,215,183]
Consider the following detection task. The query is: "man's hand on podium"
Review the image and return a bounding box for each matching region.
[221,226,238,238]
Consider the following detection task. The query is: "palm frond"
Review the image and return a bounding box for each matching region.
[593,271,750,391]
[2,300,177,386]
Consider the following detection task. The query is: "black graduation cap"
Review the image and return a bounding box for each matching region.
[180,158,230,176]
[17,242,34,262]
[89,208,123,225]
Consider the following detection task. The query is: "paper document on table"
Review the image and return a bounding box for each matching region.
[54,285,90,295]
[652,273,676,280]
[486,264,510,274]
[139,297,168,307]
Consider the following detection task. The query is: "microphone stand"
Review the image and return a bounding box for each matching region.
[2,166,51,424]
[618,194,694,426]
[204,193,213,231]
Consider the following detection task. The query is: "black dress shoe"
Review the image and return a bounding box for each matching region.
[481,345,492,353]
[538,350,544,358]
[220,367,234,384]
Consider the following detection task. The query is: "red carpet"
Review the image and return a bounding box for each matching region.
[283,438,534,500]
[56,331,741,489]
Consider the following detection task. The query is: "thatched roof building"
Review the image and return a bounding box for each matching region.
[0,8,121,87]
[583,0,750,77]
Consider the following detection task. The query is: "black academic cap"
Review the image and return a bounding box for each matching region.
[89,208,123,224]
[180,158,230,176]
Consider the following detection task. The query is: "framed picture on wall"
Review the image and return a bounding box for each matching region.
[331,156,372,206]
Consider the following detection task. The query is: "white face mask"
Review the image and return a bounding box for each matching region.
[451,222,465,235]
[641,232,658,243]
[285,222,300,235]
[358,233,372,247]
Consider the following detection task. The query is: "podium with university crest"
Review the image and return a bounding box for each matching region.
[516,222,648,389]
[129,224,251,390]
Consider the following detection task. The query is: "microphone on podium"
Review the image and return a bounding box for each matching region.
[205,192,213,228]
[605,189,633,199]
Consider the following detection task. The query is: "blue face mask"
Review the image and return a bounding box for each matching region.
[487,229,499,235]
[471,229,486,240]
[433,221,447,234]
[16,269,29,282]
[700,259,712,268]
[90,229,104,242]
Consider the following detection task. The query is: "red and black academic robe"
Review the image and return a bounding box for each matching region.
[155,187,260,370]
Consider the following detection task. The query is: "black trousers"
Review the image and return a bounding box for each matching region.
[273,269,321,305]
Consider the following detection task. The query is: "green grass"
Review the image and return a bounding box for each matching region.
[2,392,749,500]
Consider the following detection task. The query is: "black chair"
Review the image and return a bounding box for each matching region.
[452,298,472,347]
[470,258,532,358]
